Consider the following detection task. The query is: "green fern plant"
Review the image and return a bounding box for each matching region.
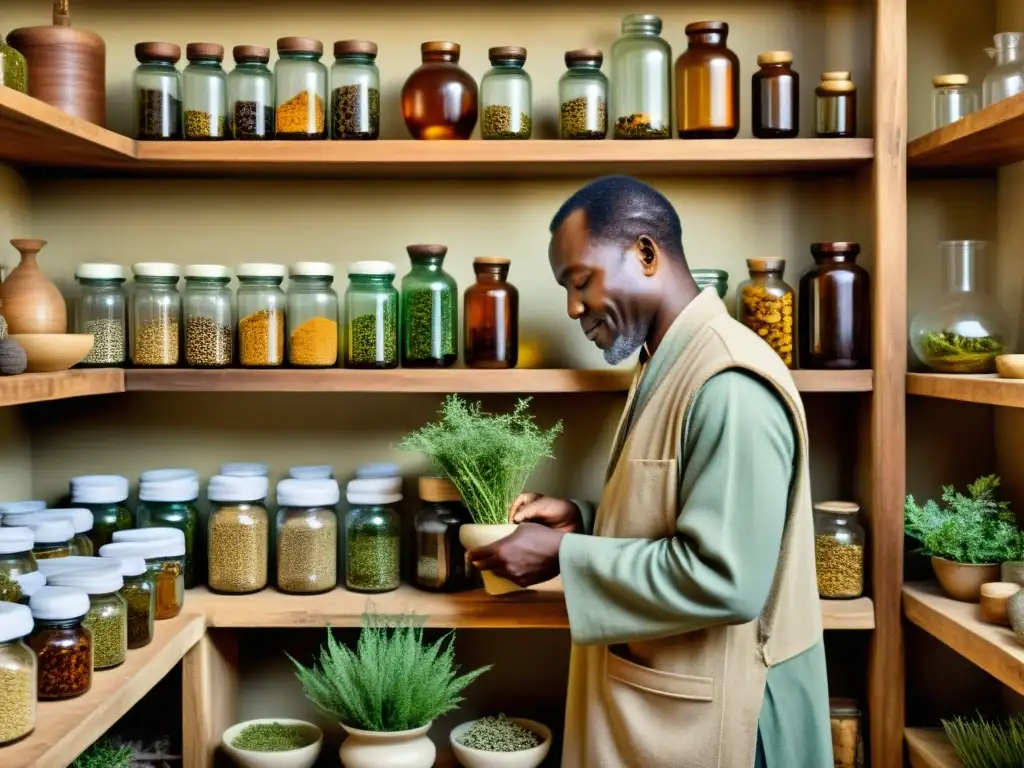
[70,739,134,768]
[289,611,490,732]
[944,714,1024,768]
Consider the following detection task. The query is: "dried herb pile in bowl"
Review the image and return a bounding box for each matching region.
[232,721,317,752]
[920,331,1004,373]
[458,715,542,752]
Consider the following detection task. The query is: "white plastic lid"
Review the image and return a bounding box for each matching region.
[47,562,123,594]
[0,602,33,642]
[101,537,185,559]
[5,508,94,534]
[140,468,199,483]
[71,475,130,504]
[16,570,45,599]
[0,527,34,554]
[347,489,402,506]
[132,262,181,278]
[185,264,231,279]
[289,465,334,480]
[31,586,90,621]
[290,261,335,277]
[355,463,400,479]
[236,263,286,278]
[75,263,125,280]
[113,556,148,577]
[348,260,396,276]
[38,556,107,576]
[29,520,74,544]
[208,474,269,502]
[113,527,185,544]
[219,462,269,478]
[139,476,200,502]
[0,501,46,515]
[347,477,402,496]
[277,478,340,507]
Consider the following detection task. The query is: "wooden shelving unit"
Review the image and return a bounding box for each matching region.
[905,728,963,768]
[0,369,124,407]
[906,372,1024,407]
[909,92,1024,172]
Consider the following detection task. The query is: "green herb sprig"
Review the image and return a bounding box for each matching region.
[920,331,1003,373]
[944,714,1024,768]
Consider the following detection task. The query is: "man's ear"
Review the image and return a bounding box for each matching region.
[636,235,660,277]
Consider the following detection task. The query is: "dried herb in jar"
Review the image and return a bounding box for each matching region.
[0,666,34,743]
[348,312,396,367]
[240,309,285,366]
[30,626,92,699]
[0,572,22,603]
[277,509,337,594]
[405,289,454,363]
[346,534,399,592]
[122,579,154,649]
[920,331,1003,374]
[208,505,269,594]
[154,561,183,620]
[814,535,864,598]
[84,601,127,669]
[289,317,338,367]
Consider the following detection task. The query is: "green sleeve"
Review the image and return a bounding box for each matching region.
[558,370,795,646]
[569,499,596,535]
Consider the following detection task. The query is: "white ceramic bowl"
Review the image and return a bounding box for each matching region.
[221,718,323,768]
[450,718,551,768]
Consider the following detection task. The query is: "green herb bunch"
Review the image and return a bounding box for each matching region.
[397,395,562,525]
[921,331,1003,373]
[70,739,134,768]
[944,713,1024,768]
[290,611,490,732]
[904,474,1024,564]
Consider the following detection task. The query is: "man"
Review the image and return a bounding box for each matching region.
[467,176,832,767]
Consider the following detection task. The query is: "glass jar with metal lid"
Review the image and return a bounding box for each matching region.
[229,45,274,140]
[131,262,181,367]
[0,528,38,603]
[344,261,398,369]
[288,262,338,367]
[28,521,74,561]
[74,263,126,366]
[4,510,94,557]
[183,42,228,140]
[401,42,478,140]
[675,21,740,139]
[47,562,127,670]
[0,602,35,744]
[932,74,977,130]
[276,479,339,594]
[237,263,286,368]
[464,257,519,368]
[559,49,608,140]
[70,475,133,551]
[414,477,476,593]
[401,246,456,368]
[207,475,269,595]
[275,37,327,139]
[691,269,729,300]
[135,475,200,588]
[813,501,865,599]
[28,586,92,699]
[133,42,182,140]
[0,32,27,94]
[752,51,798,139]
[611,14,671,139]
[480,47,532,139]
[331,40,380,140]
[101,534,186,620]
[737,258,795,368]
[184,264,234,368]
[345,478,401,594]
[815,72,856,138]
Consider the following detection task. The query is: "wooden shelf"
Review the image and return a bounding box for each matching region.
[903,582,1024,696]
[0,369,125,407]
[906,728,962,768]
[3,615,205,768]
[909,92,1024,172]
[906,373,1024,407]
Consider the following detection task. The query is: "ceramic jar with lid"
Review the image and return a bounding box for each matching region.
[611,14,671,139]
[345,478,402,594]
[813,501,865,599]
[183,42,228,140]
[480,47,532,139]
[331,40,380,140]
[932,74,977,129]
[135,473,200,587]
[559,49,608,139]
[275,37,328,139]
[402,42,478,140]
[288,262,338,368]
[101,536,186,620]
[70,475,133,550]
[207,474,270,595]
[237,263,287,368]
[131,262,182,366]
[276,479,339,594]
[675,21,740,139]
[28,586,92,699]
[46,562,126,670]
[75,263,127,365]
[815,72,856,137]
[736,258,795,367]
[229,45,274,140]
[1,239,66,334]
[752,51,798,138]
[0,602,35,744]
[183,264,233,368]
[799,242,870,369]
[133,42,182,140]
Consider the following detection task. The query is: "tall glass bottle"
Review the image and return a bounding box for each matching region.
[182,43,228,140]
[229,45,274,140]
[401,42,478,140]
[480,47,532,139]
[401,245,457,368]
[675,21,740,139]
[983,32,1024,107]
[133,42,182,140]
[464,257,518,369]
[798,243,870,370]
[611,14,671,139]
[275,37,328,139]
[559,49,608,139]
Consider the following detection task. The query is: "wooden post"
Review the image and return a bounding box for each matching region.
[182,628,239,768]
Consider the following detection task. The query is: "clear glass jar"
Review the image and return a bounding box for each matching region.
[799,243,870,370]
[414,477,476,593]
[815,72,856,138]
[933,74,977,130]
[0,603,35,745]
[207,475,269,595]
[100,538,186,620]
[752,51,798,139]
[275,479,339,594]
[0,529,37,604]
[237,263,286,367]
[183,43,228,140]
[691,269,729,300]
[983,32,1024,107]
[74,264,127,366]
[465,257,519,369]
[131,263,181,367]
[28,587,92,700]
[345,480,401,594]
[229,45,274,140]
[133,42,182,140]
[70,475,133,551]
[401,246,456,368]
[559,49,608,140]
[331,40,380,140]
[675,21,740,139]
[30,522,74,561]
[0,33,28,93]
[288,262,338,367]
[910,240,1014,373]
[830,698,865,768]
[813,501,865,599]
[80,589,127,670]
[184,265,233,368]
[344,261,398,369]
[480,47,532,140]
[136,476,200,588]
[737,258,795,368]
[401,41,478,140]
[120,567,154,650]
[611,14,671,139]
[275,37,327,139]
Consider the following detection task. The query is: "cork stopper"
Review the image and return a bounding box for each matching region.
[277,37,323,56]
[474,256,511,266]
[933,74,969,87]
[186,42,224,62]
[565,48,603,68]
[489,46,527,63]
[422,41,460,61]
[814,501,860,515]
[419,477,462,503]
[757,51,793,66]
[334,40,378,59]
[233,45,270,63]
[136,42,181,64]
[746,257,786,273]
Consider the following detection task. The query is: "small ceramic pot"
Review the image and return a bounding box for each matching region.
[979,582,1021,625]
[459,523,522,595]
[1001,561,1024,586]
[450,718,552,768]
[339,723,435,768]
[220,718,323,768]
[931,556,1001,602]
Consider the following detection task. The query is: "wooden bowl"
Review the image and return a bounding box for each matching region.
[9,334,94,372]
[996,355,1024,379]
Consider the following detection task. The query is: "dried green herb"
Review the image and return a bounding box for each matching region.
[0,572,23,603]
[347,311,397,366]
[233,722,316,752]
[405,288,454,363]
[70,738,134,768]
[458,715,541,752]
[920,331,1003,372]
[944,713,1024,768]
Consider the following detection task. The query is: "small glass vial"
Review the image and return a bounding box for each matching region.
[184,264,234,368]
[101,537,186,621]
[29,522,74,561]
[0,602,35,745]
[402,42,478,140]
[344,261,399,369]
[465,257,519,369]
[116,557,154,649]
[46,563,126,670]
[737,258,795,368]
[275,479,339,594]
[559,49,608,140]
[229,45,274,140]
[70,475,133,551]
[481,46,532,140]
[288,262,339,368]
[611,14,671,139]
[207,474,269,595]
[799,242,870,370]
[275,37,328,139]
[345,479,401,594]
[830,698,865,768]
[813,501,865,599]
[133,42,182,140]
[28,586,92,700]
[691,269,729,300]
[0,32,28,93]
[815,72,856,138]
[131,262,181,367]
[237,263,286,368]
[401,245,457,368]
[0,528,38,604]
[932,74,977,130]
[135,475,201,588]
[183,43,228,140]
[74,263,126,366]
[414,477,476,593]
[331,40,380,140]
[753,51,798,139]
[675,21,740,139]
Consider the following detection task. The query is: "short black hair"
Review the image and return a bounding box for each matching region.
[549,175,684,260]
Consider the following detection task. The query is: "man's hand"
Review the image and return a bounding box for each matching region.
[467,522,566,588]
[509,493,585,534]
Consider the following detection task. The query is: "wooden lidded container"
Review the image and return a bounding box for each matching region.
[8,0,106,126]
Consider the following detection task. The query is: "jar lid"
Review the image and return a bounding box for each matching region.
[140,468,199,483]
[348,261,396,276]
[116,556,148,577]
[406,244,447,259]
[0,602,33,642]
[220,462,269,478]
[622,14,662,34]
[0,527,34,554]
[811,242,861,256]
[289,465,334,480]
[47,562,123,594]
[757,51,793,66]
[136,42,181,64]
[473,256,511,270]
[186,42,225,62]
[821,71,852,81]
[355,463,400,479]
[208,474,269,503]
[277,478,340,508]
[422,41,460,57]
[28,520,74,544]
[113,527,185,545]
[71,475,130,505]
[185,264,231,279]
[829,697,861,717]
[565,49,602,69]
[237,263,287,278]
[933,73,969,87]
[16,570,45,599]
[818,79,856,93]
[132,262,182,279]
[814,500,860,514]
[277,37,323,56]
[0,501,46,515]
[31,585,90,621]
[746,257,786,272]
[686,20,728,34]
[334,40,378,58]
[101,537,185,559]
[75,263,125,280]
[691,268,728,280]
[234,45,270,63]
[37,556,109,575]
[347,477,402,497]
[5,508,93,534]
[139,476,200,503]
[347,489,402,506]
[489,46,526,63]
[981,582,1021,599]
[290,261,335,277]
[419,476,462,503]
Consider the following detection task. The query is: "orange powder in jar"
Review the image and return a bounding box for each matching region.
[290,316,338,366]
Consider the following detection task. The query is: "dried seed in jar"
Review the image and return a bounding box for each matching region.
[814,535,864,598]
[348,312,396,367]
[133,319,179,366]
[233,100,274,140]
[84,601,127,670]
[560,97,607,139]
[81,318,126,364]
[276,510,336,593]
[740,286,795,367]
[209,505,268,594]
[614,113,670,139]
[346,535,399,592]
[239,309,285,367]
[30,626,92,699]
[184,109,226,139]
[276,91,326,137]
[0,667,34,743]
[138,89,182,140]
[186,315,233,367]
[331,85,380,139]
[482,105,531,139]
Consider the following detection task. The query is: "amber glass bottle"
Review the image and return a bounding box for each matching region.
[798,242,870,369]
[752,51,799,138]
[401,41,478,140]
[675,21,740,139]
[464,257,518,369]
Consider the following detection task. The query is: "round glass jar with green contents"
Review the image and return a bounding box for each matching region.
[29,521,74,561]
[183,264,234,368]
[275,479,339,595]
[401,245,457,368]
[0,528,38,604]
[28,586,92,700]
[135,473,200,588]
[287,262,338,368]
[0,602,35,745]
[331,40,380,139]
[275,37,328,139]
[559,49,608,139]
[102,536,186,621]
[131,263,182,367]
[70,475,133,551]
[480,47,532,140]
[75,264,127,366]
[133,42,182,140]
[345,261,399,369]
[183,42,228,140]
[207,474,269,595]
[46,563,126,670]
[236,263,287,368]
[229,45,274,140]
[691,269,729,300]
[345,479,401,594]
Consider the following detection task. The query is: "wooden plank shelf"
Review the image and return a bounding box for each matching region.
[909,92,1024,172]
[906,728,962,768]
[907,372,1024,407]
[0,369,125,407]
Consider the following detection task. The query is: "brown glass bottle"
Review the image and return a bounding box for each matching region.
[674,21,739,139]
[753,51,799,138]
[815,72,856,137]
[401,41,478,140]
[798,242,870,369]
[464,257,518,369]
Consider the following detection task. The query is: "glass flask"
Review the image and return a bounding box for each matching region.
[275,479,339,595]
[236,263,286,368]
[798,243,870,370]
[414,477,477,593]
[736,258,795,368]
[331,40,380,140]
[401,245,457,368]
[692,269,729,300]
[402,41,478,140]
[130,263,181,366]
[611,14,671,139]
[28,586,92,700]
[287,262,338,368]
[229,45,274,140]
[70,475,133,551]
[345,261,399,369]
[133,42,182,140]
[183,264,233,368]
[675,21,740,139]
[983,32,1024,107]
[480,46,532,139]
[933,74,977,130]
[74,263,126,366]
[752,51,798,139]
[910,240,1014,373]
[183,43,228,140]
[559,49,608,139]
[813,501,865,599]
[135,475,200,588]
[275,37,328,139]
[46,564,126,670]
[815,72,857,138]
[345,479,401,594]
[0,32,28,93]
[464,257,519,368]
[207,475,269,595]
[0,603,35,745]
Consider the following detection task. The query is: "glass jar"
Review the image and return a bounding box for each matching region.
[611,14,671,139]
[911,240,1013,373]
[691,269,729,300]
[480,47,532,140]
[933,74,977,130]
[183,43,228,140]
[288,262,338,368]
[331,40,380,140]
[813,501,865,599]
[229,45,274,140]
[559,49,608,140]
[28,586,92,700]
[737,258,795,368]
[344,261,399,369]
[752,51,798,139]
[829,698,865,768]
[0,32,28,93]
[29,522,74,561]
[100,538,186,620]
[815,72,856,138]
[983,32,1024,107]
[401,41,478,140]
[465,257,519,369]
[401,246,457,368]
[70,475,133,551]
[275,37,327,139]
[237,263,286,367]
[7,510,94,558]
[207,475,269,595]
[117,559,154,650]
[184,264,234,368]
[275,479,339,594]
[799,243,870,370]
[133,42,181,140]
[0,529,37,604]
[345,480,401,593]
[135,475,200,588]
[46,564,126,670]
[0,603,35,745]
[675,21,740,139]
[74,263,127,366]
[131,262,181,366]
[414,477,476,593]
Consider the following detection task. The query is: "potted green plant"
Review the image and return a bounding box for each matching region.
[905,474,1023,601]
[943,713,1024,767]
[398,395,562,595]
[290,611,489,768]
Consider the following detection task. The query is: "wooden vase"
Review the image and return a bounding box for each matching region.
[0,240,67,334]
